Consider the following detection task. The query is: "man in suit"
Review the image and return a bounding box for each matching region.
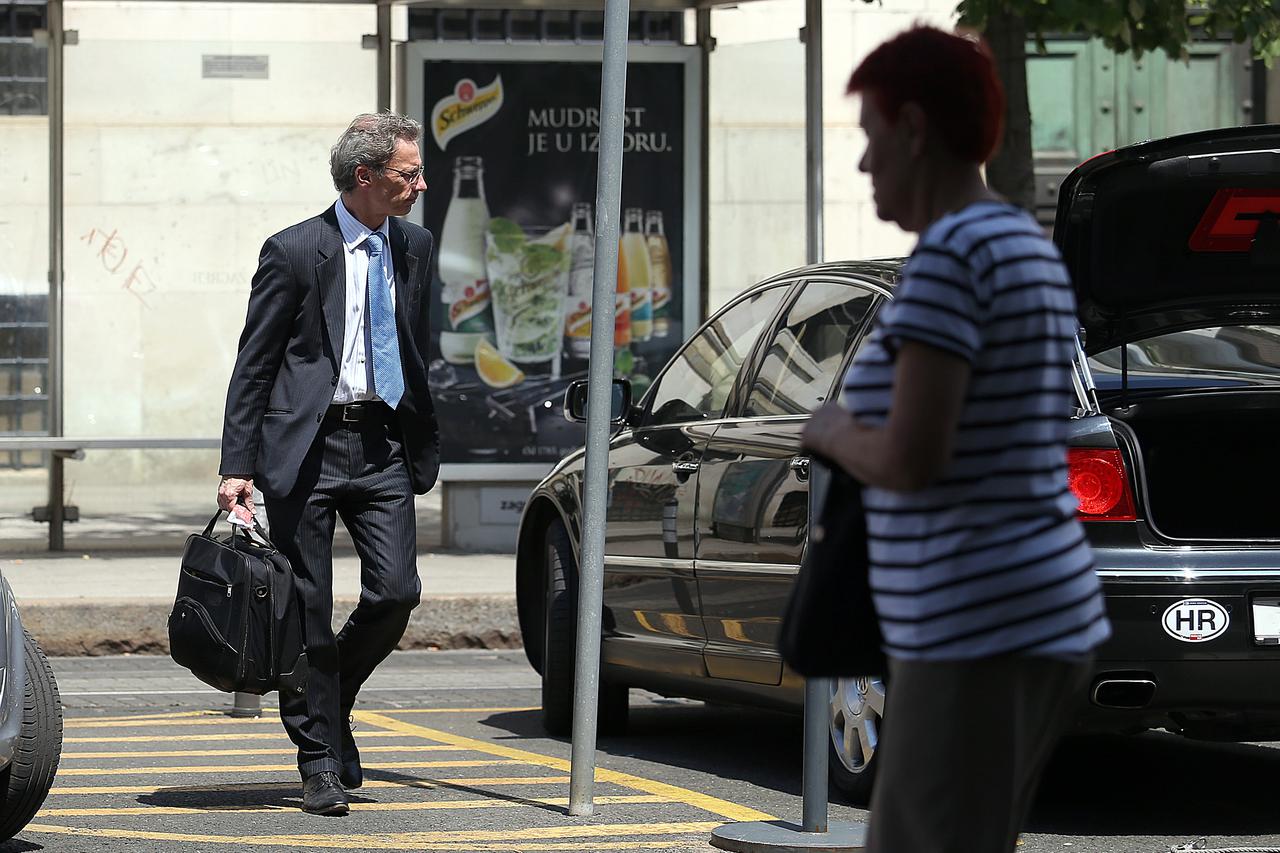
[217,112,438,816]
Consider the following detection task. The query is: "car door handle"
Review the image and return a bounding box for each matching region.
[789,456,810,480]
[672,460,701,476]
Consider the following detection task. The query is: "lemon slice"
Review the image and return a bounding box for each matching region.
[475,339,525,389]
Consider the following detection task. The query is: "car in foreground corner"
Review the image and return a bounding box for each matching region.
[0,571,62,838]
[514,124,1280,802]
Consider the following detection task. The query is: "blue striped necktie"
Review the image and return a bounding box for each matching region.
[363,231,404,409]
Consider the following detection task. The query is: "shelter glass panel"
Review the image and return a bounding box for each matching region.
[706,26,805,314]
[28,2,378,547]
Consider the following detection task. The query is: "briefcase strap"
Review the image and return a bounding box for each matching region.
[202,509,277,551]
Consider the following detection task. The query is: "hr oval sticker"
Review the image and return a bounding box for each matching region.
[1162,598,1230,643]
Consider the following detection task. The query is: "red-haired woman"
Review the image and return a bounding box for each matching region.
[801,25,1108,853]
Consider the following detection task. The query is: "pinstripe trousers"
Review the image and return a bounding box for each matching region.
[265,406,421,779]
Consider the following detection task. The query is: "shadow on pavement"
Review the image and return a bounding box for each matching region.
[138,769,573,817]
[0,840,41,852]
[480,702,808,798]
[482,702,1280,838]
[1031,731,1280,837]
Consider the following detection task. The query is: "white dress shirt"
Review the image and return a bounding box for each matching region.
[332,196,397,405]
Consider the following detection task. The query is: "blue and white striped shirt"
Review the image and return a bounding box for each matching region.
[840,201,1111,661]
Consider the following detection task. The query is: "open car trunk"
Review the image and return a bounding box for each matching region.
[1105,391,1280,541]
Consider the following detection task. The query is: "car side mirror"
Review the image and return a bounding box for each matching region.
[563,378,634,425]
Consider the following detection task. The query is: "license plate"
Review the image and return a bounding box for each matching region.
[1252,596,1280,646]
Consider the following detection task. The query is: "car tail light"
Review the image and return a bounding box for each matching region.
[1068,448,1137,521]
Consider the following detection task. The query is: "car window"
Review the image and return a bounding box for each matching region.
[1088,325,1280,391]
[645,285,790,427]
[743,281,877,417]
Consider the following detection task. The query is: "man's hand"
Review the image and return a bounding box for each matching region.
[217,476,256,525]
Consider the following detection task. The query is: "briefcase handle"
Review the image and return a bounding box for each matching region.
[202,508,276,551]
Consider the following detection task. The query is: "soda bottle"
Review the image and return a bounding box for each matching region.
[614,228,632,351]
[563,202,594,361]
[622,208,652,342]
[646,210,673,338]
[438,156,494,364]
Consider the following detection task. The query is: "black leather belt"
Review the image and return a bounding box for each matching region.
[324,401,391,426]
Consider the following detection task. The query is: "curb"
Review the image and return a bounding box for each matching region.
[20,595,523,658]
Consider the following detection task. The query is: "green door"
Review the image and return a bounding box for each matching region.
[1027,38,1249,222]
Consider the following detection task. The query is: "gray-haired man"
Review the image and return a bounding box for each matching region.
[217,112,439,815]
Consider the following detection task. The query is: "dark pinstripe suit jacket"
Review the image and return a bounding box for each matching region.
[219,205,439,499]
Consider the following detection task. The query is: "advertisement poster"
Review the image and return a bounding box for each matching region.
[414,50,697,468]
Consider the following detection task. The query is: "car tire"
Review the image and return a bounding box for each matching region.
[541,519,629,738]
[827,675,885,805]
[0,630,62,842]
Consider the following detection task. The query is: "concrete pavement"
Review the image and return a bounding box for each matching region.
[0,489,524,657]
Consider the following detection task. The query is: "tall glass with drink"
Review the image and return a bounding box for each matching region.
[485,218,572,365]
[438,156,495,364]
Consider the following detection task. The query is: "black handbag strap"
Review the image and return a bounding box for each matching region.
[202,508,276,551]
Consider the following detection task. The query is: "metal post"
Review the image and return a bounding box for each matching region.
[696,7,712,322]
[567,0,629,819]
[803,0,823,266]
[376,1,392,112]
[800,0,829,834]
[710,468,865,850]
[229,692,261,718]
[711,3,865,848]
[802,678,830,832]
[46,0,65,552]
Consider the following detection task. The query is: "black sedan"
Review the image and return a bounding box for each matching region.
[514,124,1280,802]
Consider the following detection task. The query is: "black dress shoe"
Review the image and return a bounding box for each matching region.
[302,771,349,816]
[340,715,362,789]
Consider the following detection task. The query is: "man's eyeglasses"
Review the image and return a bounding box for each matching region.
[380,165,424,185]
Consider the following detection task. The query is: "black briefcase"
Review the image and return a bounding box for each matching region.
[168,511,308,696]
[779,456,886,678]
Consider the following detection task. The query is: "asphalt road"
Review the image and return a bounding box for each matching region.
[3,650,1279,853]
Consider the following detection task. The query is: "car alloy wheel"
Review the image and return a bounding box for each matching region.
[827,675,885,804]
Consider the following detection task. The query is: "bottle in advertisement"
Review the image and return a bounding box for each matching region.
[614,234,632,351]
[438,156,494,365]
[563,202,594,361]
[622,208,653,342]
[645,210,673,339]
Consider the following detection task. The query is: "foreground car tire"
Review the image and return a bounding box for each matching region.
[827,675,885,805]
[541,519,629,737]
[0,630,62,841]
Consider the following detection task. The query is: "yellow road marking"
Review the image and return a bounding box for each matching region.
[66,717,283,730]
[39,794,671,817]
[23,820,723,849]
[61,744,459,760]
[64,708,534,729]
[49,776,574,796]
[378,707,537,715]
[64,731,414,744]
[60,710,215,724]
[355,711,774,823]
[57,759,521,777]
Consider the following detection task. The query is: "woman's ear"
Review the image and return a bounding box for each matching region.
[898,101,928,159]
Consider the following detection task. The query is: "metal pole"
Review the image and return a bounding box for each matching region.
[803,0,823,266]
[801,0,828,833]
[802,678,830,832]
[711,7,869,848]
[376,1,392,112]
[696,7,712,322]
[229,692,261,718]
[568,0,629,818]
[46,0,65,552]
